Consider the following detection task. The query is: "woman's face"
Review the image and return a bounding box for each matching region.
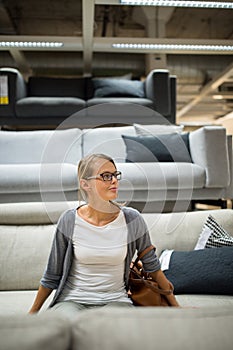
[84,159,119,202]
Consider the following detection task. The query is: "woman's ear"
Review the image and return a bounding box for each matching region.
[80,179,91,192]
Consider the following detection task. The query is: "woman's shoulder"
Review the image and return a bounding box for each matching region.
[121,206,143,221]
[57,207,77,226]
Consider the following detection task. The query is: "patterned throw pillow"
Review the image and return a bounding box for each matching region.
[194,214,233,250]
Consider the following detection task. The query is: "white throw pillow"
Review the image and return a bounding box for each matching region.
[134,123,184,136]
[194,214,233,250]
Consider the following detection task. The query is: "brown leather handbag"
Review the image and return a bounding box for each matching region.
[128,245,173,306]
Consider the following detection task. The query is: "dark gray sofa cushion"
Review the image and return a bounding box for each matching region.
[28,76,86,99]
[93,78,145,98]
[122,133,192,163]
[86,97,153,108]
[16,97,86,118]
[164,246,233,295]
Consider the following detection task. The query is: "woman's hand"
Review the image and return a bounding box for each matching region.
[149,269,180,307]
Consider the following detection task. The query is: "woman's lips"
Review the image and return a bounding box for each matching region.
[109,187,118,192]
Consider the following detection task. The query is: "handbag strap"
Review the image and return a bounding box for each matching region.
[133,245,155,267]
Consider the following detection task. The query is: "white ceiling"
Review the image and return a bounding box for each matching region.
[0,0,233,125]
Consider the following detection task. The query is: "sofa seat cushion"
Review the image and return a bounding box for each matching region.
[86,97,154,108]
[0,291,55,315]
[72,307,233,350]
[16,97,86,117]
[0,312,70,350]
[0,163,78,193]
[176,294,233,308]
[116,162,205,190]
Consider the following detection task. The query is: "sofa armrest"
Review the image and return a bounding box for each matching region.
[0,68,27,118]
[145,69,171,117]
[189,126,230,188]
[169,75,177,124]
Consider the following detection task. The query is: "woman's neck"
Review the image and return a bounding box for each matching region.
[78,201,120,226]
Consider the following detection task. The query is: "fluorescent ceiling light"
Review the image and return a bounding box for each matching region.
[120,1,233,9]
[0,41,64,48]
[112,43,233,51]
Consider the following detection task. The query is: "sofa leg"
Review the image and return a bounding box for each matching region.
[192,199,229,210]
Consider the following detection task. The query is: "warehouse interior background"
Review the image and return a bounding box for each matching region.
[0,0,233,129]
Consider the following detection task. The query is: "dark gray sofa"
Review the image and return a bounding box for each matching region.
[0,67,176,129]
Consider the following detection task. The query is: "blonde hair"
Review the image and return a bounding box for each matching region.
[78,153,117,202]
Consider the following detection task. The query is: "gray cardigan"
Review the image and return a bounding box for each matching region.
[40,206,161,307]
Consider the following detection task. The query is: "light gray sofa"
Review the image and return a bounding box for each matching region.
[0,203,233,350]
[0,124,232,212]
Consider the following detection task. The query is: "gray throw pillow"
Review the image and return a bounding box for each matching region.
[121,133,192,163]
[93,78,145,98]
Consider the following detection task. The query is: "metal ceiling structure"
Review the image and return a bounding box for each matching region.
[0,0,233,125]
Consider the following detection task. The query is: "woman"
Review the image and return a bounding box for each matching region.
[29,153,179,317]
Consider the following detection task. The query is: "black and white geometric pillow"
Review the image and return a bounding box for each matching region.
[194,214,233,250]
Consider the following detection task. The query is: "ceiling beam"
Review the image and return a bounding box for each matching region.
[177,61,233,118]
[9,49,32,76]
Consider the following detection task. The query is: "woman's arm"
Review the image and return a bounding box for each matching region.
[28,285,53,314]
[150,269,180,307]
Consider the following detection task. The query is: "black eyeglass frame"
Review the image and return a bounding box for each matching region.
[85,171,122,182]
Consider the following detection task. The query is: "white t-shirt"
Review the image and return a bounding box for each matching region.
[58,210,131,304]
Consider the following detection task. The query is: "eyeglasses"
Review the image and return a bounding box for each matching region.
[85,171,122,182]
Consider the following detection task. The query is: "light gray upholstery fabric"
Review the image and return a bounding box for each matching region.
[116,162,205,190]
[189,126,230,188]
[82,125,136,161]
[0,313,71,350]
[143,209,233,256]
[0,201,78,225]
[0,128,82,164]
[0,163,78,193]
[72,306,233,350]
[0,205,233,317]
[0,224,55,290]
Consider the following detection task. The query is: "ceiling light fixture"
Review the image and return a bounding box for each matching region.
[112,43,233,51]
[0,41,64,48]
[120,0,233,9]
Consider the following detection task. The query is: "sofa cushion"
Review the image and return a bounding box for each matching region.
[116,162,205,190]
[72,307,233,350]
[0,128,82,164]
[86,97,153,108]
[194,214,233,250]
[28,76,86,99]
[16,97,86,118]
[93,78,145,98]
[121,133,192,162]
[143,209,233,257]
[162,247,233,295]
[134,123,184,135]
[82,125,136,161]
[0,224,55,290]
[0,290,55,315]
[0,313,71,350]
[0,163,78,193]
